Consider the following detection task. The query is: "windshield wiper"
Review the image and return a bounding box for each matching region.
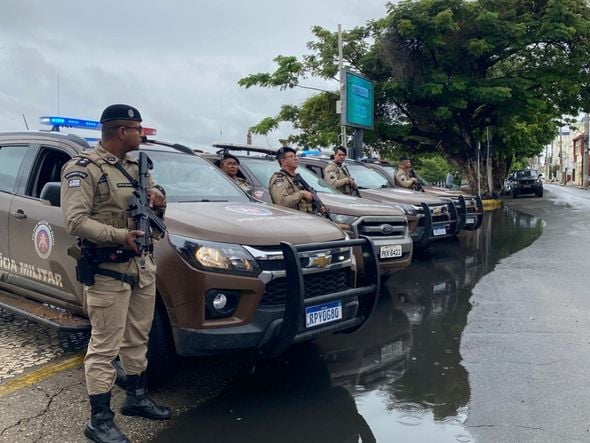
[177,199,229,202]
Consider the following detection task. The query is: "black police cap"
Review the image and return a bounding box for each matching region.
[277,146,296,157]
[100,104,142,123]
[221,153,240,164]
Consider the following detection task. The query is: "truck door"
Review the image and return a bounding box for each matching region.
[0,144,30,280]
[7,145,82,307]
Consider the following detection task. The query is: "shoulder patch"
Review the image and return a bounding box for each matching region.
[68,179,81,188]
[64,170,88,180]
[98,175,108,184]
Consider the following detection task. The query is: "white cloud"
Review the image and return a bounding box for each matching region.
[0,0,389,147]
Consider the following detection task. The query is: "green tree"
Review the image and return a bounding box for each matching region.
[239,0,590,193]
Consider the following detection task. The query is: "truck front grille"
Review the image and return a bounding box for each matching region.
[260,268,351,306]
[357,219,407,239]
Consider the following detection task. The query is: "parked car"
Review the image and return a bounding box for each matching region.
[204,143,414,275]
[508,169,543,198]
[0,132,380,382]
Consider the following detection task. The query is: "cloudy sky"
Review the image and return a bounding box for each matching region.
[0,0,390,150]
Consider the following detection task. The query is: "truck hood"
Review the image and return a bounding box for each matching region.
[424,185,475,198]
[318,193,406,217]
[359,188,445,205]
[164,201,345,246]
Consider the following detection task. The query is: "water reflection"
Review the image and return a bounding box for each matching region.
[151,207,543,443]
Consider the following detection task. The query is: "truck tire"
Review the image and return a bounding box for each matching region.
[512,190,518,199]
[146,299,176,386]
[58,330,90,353]
[536,189,543,197]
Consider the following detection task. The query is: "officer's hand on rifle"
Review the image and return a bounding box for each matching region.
[148,188,165,208]
[126,230,144,254]
[319,205,328,215]
[301,190,314,202]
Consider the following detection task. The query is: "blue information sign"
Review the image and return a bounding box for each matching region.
[341,69,374,130]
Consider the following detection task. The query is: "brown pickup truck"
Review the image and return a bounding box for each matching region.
[0,132,379,381]
[205,143,415,275]
[295,157,461,247]
[363,161,483,231]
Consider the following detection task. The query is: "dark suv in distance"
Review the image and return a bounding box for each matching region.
[509,169,543,198]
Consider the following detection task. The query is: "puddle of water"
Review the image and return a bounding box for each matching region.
[151,207,544,443]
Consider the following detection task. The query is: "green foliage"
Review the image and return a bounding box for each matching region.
[239,0,590,192]
[414,154,453,183]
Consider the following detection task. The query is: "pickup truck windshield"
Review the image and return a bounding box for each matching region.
[345,163,392,189]
[240,158,338,194]
[144,151,250,203]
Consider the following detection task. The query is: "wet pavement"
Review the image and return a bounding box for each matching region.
[0,193,561,442]
[150,206,544,443]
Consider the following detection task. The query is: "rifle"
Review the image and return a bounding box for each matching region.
[409,168,424,192]
[342,165,361,197]
[128,152,167,268]
[293,173,330,218]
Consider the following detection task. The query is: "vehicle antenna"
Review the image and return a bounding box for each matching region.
[22,114,29,130]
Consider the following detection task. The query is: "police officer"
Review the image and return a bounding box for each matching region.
[324,146,357,195]
[394,156,418,190]
[218,153,254,195]
[268,146,316,213]
[61,104,170,443]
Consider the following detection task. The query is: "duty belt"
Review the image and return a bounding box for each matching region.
[94,247,138,263]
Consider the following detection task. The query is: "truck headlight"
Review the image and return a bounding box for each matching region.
[169,234,261,276]
[395,204,418,216]
[329,213,359,227]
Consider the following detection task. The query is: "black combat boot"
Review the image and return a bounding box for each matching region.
[120,372,172,420]
[84,391,130,443]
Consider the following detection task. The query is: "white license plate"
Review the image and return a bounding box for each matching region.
[466,217,476,224]
[380,341,403,362]
[305,301,342,328]
[380,244,402,258]
[433,226,447,236]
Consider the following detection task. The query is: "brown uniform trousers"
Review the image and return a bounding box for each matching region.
[325,162,354,195]
[61,143,162,395]
[268,169,313,213]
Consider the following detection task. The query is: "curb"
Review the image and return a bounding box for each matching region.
[482,199,503,211]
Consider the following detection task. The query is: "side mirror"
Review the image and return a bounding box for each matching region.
[40,182,61,207]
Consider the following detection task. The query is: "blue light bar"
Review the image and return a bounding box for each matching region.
[40,116,101,130]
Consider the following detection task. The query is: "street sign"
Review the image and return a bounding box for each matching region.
[340,68,374,130]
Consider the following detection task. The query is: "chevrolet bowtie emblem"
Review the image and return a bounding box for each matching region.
[432,207,441,216]
[309,254,332,268]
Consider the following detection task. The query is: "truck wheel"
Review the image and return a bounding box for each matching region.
[146,300,176,386]
[58,330,90,353]
[512,190,518,199]
[536,189,543,197]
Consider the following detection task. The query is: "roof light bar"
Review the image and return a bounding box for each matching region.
[39,116,157,136]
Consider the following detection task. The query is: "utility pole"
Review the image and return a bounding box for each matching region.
[584,113,589,189]
[559,130,563,184]
[338,25,347,149]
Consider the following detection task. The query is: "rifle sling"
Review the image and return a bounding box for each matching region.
[114,161,139,189]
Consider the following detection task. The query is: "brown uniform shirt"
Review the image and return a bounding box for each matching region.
[325,161,354,195]
[233,176,254,196]
[268,169,313,213]
[394,167,417,189]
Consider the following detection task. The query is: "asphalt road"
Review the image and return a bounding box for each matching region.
[463,184,590,442]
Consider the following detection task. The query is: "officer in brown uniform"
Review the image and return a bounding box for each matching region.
[61,104,170,443]
[394,156,418,190]
[324,146,356,195]
[218,153,254,195]
[268,146,315,213]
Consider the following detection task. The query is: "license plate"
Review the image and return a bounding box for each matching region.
[380,244,402,258]
[380,341,403,362]
[466,217,476,224]
[305,301,342,328]
[433,226,446,236]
